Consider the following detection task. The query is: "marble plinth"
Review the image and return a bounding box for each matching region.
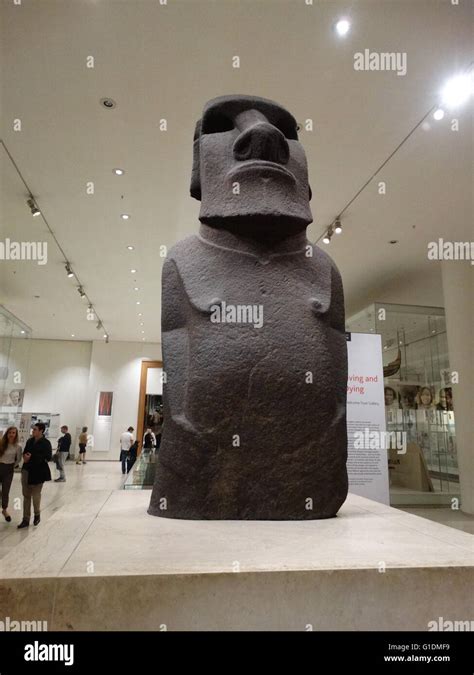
[0,490,472,631]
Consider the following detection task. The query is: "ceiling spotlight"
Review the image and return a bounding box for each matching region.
[27,197,41,217]
[100,97,117,109]
[127,246,134,251]
[334,218,342,234]
[121,214,130,220]
[103,333,108,339]
[140,322,144,326]
[134,287,139,291]
[77,286,86,298]
[130,269,137,273]
[71,334,75,338]
[136,301,141,305]
[433,108,445,121]
[113,168,125,176]
[65,263,74,278]
[441,73,473,109]
[335,18,350,37]
[96,320,102,330]
[138,313,143,316]
[322,234,331,244]
[20,330,25,334]
[141,331,145,334]
[105,335,109,343]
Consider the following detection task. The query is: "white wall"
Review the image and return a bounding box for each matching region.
[85,341,162,460]
[2,338,161,458]
[9,339,91,445]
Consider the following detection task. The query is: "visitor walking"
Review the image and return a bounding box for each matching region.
[18,422,52,529]
[119,426,134,474]
[0,426,22,523]
[55,425,71,482]
[76,427,88,465]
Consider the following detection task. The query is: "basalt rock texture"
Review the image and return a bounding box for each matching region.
[148,95,348,520]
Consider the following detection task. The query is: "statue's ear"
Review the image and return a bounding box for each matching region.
[190,120,202,201]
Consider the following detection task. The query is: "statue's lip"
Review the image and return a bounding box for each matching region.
[228,160,295,182]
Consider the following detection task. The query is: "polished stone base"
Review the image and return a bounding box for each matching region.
[0,490,472,631]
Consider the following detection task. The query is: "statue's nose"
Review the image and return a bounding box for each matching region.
[233,121,289,164]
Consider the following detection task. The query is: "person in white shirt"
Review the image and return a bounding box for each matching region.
[119,426,134,474]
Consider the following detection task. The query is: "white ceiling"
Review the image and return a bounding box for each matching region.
[0,0,472,342]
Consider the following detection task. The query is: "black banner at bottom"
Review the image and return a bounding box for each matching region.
[0,631,472,673]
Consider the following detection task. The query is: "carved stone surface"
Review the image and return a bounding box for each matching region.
[149,95,348,520]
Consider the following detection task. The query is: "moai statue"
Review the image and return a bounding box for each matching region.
[149,95,348,520]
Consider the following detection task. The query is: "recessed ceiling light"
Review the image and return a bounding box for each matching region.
[100,97,117,109]
[113,168,125,176]
[127,246,134,251]
[335,18,350,36]
[130,269,137,273]
[138,313,143,316]
[121,214,130,220]
[20,330,25,334]
[140,322,144,326]
[136,301,141,305]
[134,287,139,291]
[441,74,473,109]
[71,334,75,337]
[433,108,445,121]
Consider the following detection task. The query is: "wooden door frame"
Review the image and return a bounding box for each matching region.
[137,360,163,455]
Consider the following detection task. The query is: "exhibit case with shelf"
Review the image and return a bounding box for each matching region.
[346,302,459,506]
[0,305,31,434]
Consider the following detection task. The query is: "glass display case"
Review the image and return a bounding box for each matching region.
[0,305,31,433]
[347,302,458,506]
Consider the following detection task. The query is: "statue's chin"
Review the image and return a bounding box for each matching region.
[200,214,311,239]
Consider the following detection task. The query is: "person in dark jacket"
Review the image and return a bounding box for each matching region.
[18,422,52,529]
[55,425,71,482]
[127,440,138,474]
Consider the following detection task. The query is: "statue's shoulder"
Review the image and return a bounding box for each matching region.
[306,243,341,280]
[167,235,202,263]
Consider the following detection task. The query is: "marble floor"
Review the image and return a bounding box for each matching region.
[0,461,472,572]
[0,462,472,631]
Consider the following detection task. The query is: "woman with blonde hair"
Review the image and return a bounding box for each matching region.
[0,426,22,522]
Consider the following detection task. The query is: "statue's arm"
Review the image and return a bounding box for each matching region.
[161,257,190,423]
[329,262,346,333]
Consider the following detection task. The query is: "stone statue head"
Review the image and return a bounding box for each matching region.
[191,95,313,234]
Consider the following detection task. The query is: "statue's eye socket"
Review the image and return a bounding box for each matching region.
[202,113,234,134]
